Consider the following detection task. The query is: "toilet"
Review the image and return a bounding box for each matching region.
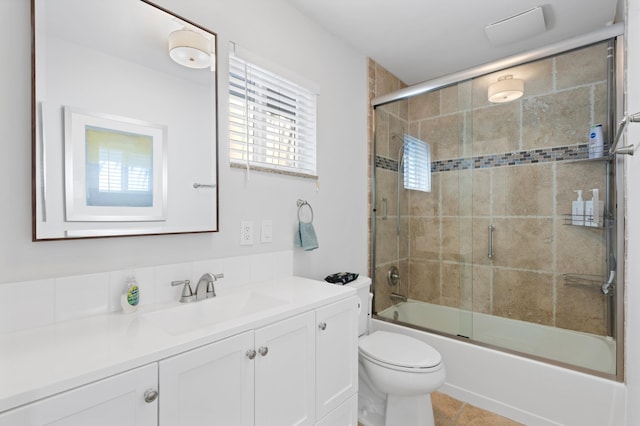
[347,277,445,426]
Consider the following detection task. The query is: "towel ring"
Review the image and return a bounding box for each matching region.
[297,199,314,224]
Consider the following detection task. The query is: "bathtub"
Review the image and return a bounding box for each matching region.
[374,300,625,426]
[378,300,616,374]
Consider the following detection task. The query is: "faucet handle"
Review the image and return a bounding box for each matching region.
[206,274,223,298]
[171,280,195,303]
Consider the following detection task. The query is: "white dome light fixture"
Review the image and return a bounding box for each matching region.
[488,75,524,103]
[168,29,211,69]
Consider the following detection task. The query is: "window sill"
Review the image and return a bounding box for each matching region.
[230,162,318,180]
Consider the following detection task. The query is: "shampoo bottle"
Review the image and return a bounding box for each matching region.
[572,190,585,226]
[586,189,601,228]
[121,275,140,313]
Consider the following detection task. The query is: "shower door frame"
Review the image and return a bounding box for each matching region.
[370,24,625,382]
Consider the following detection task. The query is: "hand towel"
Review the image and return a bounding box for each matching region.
[295,222,319,251]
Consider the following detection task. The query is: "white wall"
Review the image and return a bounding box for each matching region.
[625,0,640,423]
[0,0,368,283]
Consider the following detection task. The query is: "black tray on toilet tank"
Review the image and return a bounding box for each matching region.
[324,272,359,285]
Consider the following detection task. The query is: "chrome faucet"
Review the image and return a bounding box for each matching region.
[171,273,224,303]
[195,273,224,301]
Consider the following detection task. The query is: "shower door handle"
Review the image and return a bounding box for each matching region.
[488,224,495,259]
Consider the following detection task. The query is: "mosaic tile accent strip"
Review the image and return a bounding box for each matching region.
[376,143,595,173]
[375,156,399,172]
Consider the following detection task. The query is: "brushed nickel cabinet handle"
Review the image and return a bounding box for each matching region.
[144,388,158,403]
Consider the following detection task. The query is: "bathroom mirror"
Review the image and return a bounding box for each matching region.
[32,0,218,240]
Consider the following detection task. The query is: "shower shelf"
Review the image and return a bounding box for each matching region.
[564,155,612,164]
[563,214,603,228]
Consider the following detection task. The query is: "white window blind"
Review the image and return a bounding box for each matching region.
[229,53,317,177]
[403,134,431,192]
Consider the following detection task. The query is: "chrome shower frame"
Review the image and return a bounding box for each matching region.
[370,25,626,382]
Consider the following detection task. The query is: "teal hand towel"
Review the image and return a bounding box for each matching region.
[295,222,319,251]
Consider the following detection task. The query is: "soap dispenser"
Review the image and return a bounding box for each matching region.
[121,275,140,314]
[585,189,601,228]
[572,190,585,226]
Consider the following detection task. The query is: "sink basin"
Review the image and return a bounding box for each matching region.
[142,290,287,335]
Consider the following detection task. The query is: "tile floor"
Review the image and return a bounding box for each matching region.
[357,391,523,426]
[432,392,522,425]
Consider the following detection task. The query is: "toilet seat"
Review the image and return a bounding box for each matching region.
[359,331,442,372]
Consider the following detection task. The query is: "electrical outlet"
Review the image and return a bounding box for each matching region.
[240,221,254,245]
[261,220,273,243]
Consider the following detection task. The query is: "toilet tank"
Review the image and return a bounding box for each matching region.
[345,276,372,336]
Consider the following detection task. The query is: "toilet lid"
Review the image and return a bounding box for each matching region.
[359,331,441,369]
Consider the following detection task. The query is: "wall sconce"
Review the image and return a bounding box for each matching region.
[168,29,211,69]
[488,75,524,103]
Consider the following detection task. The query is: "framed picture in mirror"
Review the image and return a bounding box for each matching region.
[64,107,167,222]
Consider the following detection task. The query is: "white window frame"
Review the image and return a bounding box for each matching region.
[228,49,317,178]
[403,134,431,192]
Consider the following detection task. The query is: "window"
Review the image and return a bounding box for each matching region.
[229,52,317,178]
[402,134,431,192]
[85,126,153,207]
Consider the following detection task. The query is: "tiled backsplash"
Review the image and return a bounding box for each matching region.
[0,250,293,335]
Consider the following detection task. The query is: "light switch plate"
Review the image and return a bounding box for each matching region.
[240,221,254,245]
[261,220,273,243]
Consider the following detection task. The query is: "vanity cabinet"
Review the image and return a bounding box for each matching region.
[0,280,358,426]
[0,364,158,426]
[158,297,357,426]
[159,313,316,426]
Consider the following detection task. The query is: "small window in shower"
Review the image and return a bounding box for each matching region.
[403,134,431,192]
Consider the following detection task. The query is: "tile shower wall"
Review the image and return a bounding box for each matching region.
[368,58,410,314]
[0,251,294,335]
[370,43,609,335]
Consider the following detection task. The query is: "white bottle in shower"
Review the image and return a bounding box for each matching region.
[585,189,601,227]
[572,190,584,226]
[589,124,604,158]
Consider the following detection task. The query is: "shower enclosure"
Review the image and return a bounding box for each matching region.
[371,34,625,379]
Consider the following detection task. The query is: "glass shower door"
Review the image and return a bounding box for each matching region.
[373,80,475,339]
[372,39,618,377]
[464,43,614,375]
[372,99,410,317]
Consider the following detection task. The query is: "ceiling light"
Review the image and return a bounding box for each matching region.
[168,29,211,69]
[488,75,524,103]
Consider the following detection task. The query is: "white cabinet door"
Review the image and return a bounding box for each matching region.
[0,364,157,426]
[255,311,316,426]
[315,296,358,420]
[315,394,358,426]
[159,331,254,426]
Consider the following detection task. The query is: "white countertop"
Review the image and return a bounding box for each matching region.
[0,276,355,413]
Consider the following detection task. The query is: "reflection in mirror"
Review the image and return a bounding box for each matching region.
[32,0,218,240]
